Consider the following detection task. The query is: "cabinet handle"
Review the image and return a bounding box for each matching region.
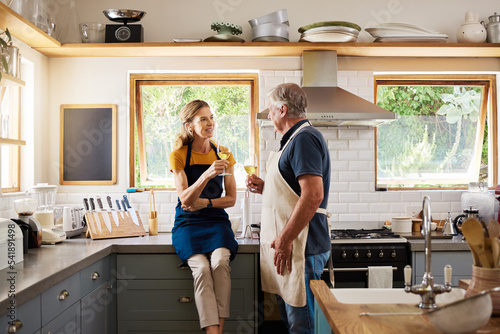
[177,296,193,303]
[58,289,70,300]
[106,283,113,291]
[91,271,100,280]
[7,319,22,333]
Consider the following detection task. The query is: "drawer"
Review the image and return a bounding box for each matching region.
[117,320,255,333]
[117,254,192,279]
[117,278,254,321]
[80,256,110,296]
[41,272,81,325]
[41,302,80,334]
[117,253,255,280]
[0,295,41,334]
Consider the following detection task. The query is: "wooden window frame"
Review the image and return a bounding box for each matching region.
[0,85,21,192]
[129,73,259,189]
[374,74,498,190]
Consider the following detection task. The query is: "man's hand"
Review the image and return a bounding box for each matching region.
[245,174,264,194]
[271,236,293,275]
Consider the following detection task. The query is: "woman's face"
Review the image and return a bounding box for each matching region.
[188,106,215,139]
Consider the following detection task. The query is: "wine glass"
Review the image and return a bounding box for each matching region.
[244,154,258,194]
[216,140,231,176]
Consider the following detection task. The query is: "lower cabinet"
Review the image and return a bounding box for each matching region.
[81,280,116,334]
[412,251,473,286]
[116,253,258,333]
[0,294,41,334]
[41,302,80,334]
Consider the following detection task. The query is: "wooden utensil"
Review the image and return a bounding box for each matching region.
[149,190,157,219]
[482,220,495,268]
[489,219,500,267]
[462,218,493,268]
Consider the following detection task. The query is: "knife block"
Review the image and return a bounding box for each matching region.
[84,211,145,239]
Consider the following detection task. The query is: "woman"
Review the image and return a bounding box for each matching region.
[169,100,238,334]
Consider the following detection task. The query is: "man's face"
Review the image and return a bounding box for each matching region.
[267,103,284,134]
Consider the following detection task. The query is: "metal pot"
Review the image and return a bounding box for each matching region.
[487,12,500,43]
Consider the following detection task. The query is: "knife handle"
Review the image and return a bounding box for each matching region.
[96,197,104,210]
[89,198,96,211]
[121,200,128,212]
[83,198,90,211]
[116,199,122,211]
[107,196,114,209]
[123,195,132,208]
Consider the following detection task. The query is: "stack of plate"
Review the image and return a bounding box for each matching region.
[249,9,289,42]
[298,21,361,42]
[365,23,448,43]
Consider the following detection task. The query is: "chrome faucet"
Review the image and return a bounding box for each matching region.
[404,196,453,309]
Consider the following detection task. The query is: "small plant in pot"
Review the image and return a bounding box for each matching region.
[0,28,12,81]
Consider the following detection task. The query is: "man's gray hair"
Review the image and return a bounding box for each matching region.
[268,83,308,118]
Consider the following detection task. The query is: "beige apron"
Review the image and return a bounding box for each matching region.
[260,122,327,307]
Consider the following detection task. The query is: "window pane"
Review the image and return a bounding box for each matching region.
[137,84,251,189]
[376,85,487,187]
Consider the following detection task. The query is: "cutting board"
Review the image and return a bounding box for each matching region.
[396,231,453,239]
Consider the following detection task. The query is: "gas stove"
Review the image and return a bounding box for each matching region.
[331,228,407,244]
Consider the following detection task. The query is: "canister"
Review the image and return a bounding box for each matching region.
[487,12,500,43]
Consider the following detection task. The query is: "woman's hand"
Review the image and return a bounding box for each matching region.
[246,174,264,194]
[204,160,229,179]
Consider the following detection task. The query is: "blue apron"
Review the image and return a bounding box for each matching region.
[172,142,238,264]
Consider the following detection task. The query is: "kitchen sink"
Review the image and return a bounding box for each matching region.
[330,288,466,305]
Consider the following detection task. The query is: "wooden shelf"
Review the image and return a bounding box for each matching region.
[0,138,26,146]
[0,72,25,86]
[32,41,500,58]
[2,2,500,59]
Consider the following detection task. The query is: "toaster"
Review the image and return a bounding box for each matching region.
[60,205,86,237]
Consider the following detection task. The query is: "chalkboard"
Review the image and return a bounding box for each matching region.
[60,104,117,185]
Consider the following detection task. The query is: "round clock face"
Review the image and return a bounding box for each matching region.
[115,26,131,41]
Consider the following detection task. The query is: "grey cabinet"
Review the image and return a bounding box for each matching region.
[0,294,41,334]
[41,302,80,334]
[116,253,258,333]
[412,251,473,286]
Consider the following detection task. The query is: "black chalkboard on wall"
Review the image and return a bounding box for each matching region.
[60,104,117,185]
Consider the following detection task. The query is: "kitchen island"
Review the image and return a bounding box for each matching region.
[311,279,500,334]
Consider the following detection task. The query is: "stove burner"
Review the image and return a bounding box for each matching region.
[331,229,402,240]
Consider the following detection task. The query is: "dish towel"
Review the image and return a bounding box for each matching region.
[368,266,393,288]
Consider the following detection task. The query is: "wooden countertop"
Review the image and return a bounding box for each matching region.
[311,280,500,334]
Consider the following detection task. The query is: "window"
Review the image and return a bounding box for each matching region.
[375,75,497,189]
[0,84,21,192]
[130,73,259,190]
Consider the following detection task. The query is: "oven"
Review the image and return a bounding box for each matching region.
[322,229,409,288]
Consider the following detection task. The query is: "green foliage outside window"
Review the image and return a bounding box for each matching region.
[376,85,486,187]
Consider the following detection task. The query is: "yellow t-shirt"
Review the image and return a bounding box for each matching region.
[169,144,236,171]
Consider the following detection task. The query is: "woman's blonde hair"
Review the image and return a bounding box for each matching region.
[173,100,210,150]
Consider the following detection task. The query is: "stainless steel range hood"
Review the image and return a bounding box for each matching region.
[257,50,396,127]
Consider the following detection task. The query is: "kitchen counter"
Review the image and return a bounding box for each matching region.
[406,235,470,251]
[311,280,500,334]
[0,233,260,316]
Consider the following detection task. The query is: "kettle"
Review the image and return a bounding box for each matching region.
[453,206,480,234]
[486,12,500,43]
[443,212,458,235]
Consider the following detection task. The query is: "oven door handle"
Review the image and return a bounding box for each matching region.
[324,267,398,273]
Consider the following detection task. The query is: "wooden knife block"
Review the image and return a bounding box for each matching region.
[85,211,145,239]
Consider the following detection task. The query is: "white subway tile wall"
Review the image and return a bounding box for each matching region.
[0,70,484,233]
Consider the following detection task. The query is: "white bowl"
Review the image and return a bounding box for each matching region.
[427,291,492,334]
[229,216,241,234]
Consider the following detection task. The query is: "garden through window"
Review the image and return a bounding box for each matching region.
[130,73,258,190]
[375,75,497,189]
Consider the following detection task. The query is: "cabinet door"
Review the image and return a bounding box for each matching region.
[81,256,110,297]
[413,251,473,286]
[41,272,81,325]
[0,295,41,334]
[81,281,115,334]
[41,302,80,334]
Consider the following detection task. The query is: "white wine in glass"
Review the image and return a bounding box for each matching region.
[217,140,231,176]
[244,154,259,176]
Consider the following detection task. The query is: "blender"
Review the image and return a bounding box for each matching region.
[31,184,66,244]
[13,196,43,248]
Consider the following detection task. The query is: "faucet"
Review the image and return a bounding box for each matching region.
[404,196,453,309]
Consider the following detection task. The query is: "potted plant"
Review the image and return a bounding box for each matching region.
[0,28,12,81]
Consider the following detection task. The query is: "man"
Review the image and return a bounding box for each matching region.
[246,83,331,333]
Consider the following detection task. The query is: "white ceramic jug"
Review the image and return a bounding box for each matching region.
[457,11,487,43]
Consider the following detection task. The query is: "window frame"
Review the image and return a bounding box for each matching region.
[0,84,21,193]
[374,74,498,190]
[129,73,259,190]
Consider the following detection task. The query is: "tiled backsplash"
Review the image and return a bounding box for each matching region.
[0,70,474,232]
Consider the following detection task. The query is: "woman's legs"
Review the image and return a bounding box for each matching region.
[187,248,232,333]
